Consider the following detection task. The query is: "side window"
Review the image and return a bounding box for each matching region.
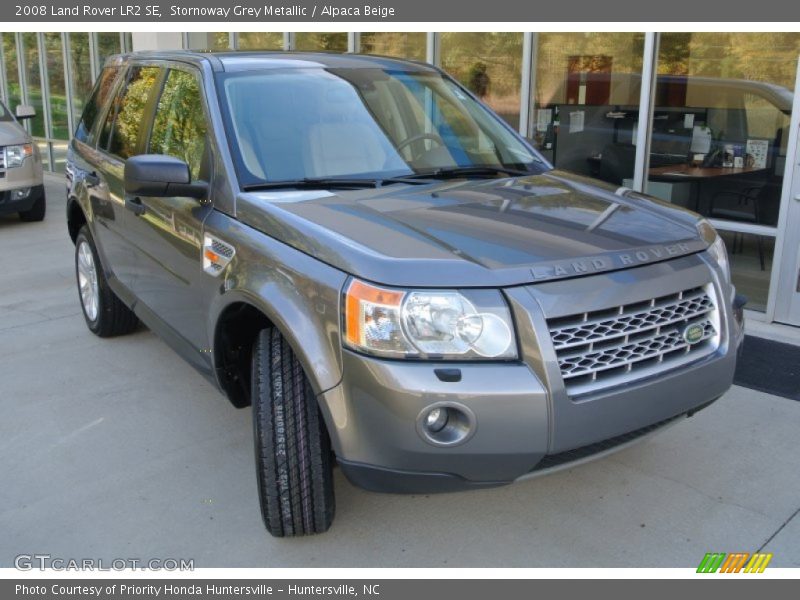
[101,66,161,159]
[74,66,120,144]
[149,69,209,180]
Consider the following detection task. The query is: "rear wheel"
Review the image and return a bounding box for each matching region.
[252,328,335,537]
[74,226,139,337]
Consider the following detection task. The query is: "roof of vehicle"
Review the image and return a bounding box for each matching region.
[104,50,440,74]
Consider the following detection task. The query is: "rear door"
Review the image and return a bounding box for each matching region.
[124,65,217,369]
[91,64,163,297]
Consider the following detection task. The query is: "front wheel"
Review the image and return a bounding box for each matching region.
[252,328,335,537]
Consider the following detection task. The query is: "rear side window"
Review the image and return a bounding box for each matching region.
[148,68,209,180]
[100,65,161,160]
[74,66,120,144]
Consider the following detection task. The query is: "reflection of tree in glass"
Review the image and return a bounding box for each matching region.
[149,70,207,180]
[238,32,283,50]
[360,33,427,61]
[110,67,159,159]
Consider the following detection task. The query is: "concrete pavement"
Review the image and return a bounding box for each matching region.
[1,173,798,568]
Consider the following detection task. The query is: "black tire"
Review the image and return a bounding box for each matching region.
[18,190,46,222]
[252,328,335,537]
[75,225,139,337]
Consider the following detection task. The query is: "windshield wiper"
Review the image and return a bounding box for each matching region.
[242,176,434,192]
[400,166,533,180]
[242,178,383,191]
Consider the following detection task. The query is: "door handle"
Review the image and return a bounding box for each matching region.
[84,171,101,187]
[124,195,146,216]
[795,193,800,201]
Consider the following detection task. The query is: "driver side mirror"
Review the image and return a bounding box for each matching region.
[15,105,36,120]
[124,154,208,199]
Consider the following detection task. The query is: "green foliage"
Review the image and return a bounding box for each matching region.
[110,67,159,159]
[149,70,207,180]
[467,62,490,98]
[360,33,427,61]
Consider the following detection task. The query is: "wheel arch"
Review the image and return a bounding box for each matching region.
[210,290,343,415]
[66,196,88,244]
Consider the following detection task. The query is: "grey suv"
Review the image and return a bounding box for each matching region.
[66,52,744,537]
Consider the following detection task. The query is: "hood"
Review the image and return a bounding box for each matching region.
[236,170,707,287]
[0,120,30,146]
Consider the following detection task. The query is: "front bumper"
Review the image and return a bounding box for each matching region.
[0,153,44,215]
[321,253,741,493]
[0,184,44,215]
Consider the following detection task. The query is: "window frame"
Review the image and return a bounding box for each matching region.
[73,62,124,148]
[97,63,164,160]
[145,64,212,182]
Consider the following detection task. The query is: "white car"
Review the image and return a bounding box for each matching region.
[0,100,46,221]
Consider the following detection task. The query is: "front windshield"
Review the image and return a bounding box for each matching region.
[217,67,546,186]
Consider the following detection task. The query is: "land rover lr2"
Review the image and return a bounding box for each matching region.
[66,52,744,537]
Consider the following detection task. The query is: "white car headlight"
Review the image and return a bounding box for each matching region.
[3,143,33,168]
[697,219,730,282]
[344,280,517,360]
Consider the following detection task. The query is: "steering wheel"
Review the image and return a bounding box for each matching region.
[395,132,445,158]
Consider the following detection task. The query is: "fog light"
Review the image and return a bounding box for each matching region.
[416,403,476,447]
[11,188,30,200]
[424,407,448,433]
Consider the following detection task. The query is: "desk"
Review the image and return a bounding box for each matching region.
[648,164,769,212]
[649,164,768,181]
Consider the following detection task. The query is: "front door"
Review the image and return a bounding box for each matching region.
[91,65,163,299]
[774,58,800,326]
[124,66,217,371]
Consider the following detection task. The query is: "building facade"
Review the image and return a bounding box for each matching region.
[1,31,799,326]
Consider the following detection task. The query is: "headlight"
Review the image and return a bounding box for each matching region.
[4,143,34,168]
[344,279,517,360]
[696,219,730,282]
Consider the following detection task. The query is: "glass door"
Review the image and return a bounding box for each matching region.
[645,33,800,313]
[773,58,800,326]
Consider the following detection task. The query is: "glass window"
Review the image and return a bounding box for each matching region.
[238,33,283,50]
[218,67,541,185]
[647,33,800,311]
[101,66,161,159]
[96,33,121,65]
[294,33,347,52]
[186,32,230,51]
[210,33,230,50]
[52,140,68,173]
[440,33,523,130]
[149,69,208,180]
[22,33,45,137]
[360,33,426,61]
[74,65,120,144]
[44,33,69,140]
[532,33,645,186]
[2,34,21,109]
[69,33,93,124]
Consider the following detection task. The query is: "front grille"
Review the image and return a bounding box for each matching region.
[0,150,5,170]
[548,285,720,396]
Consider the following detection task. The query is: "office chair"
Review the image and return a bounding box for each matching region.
[708,182,780,271]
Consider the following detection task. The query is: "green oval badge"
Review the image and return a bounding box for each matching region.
[683,323,705,345]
